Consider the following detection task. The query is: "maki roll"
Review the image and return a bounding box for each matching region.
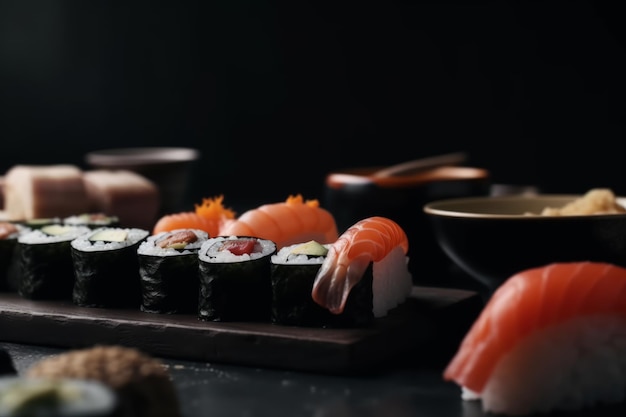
[16,217,62,230]
[198,236,276,322]
[0,222,22,292]
[71,227,149,308]
[137,228,209,314]
[0,376,118,417]
[63,213,120,229]
[25,345,181,417]
[17,224,91,300]
[271,240,375,328]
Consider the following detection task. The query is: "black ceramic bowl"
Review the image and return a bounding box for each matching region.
[323,165,491,284]
[424,194,626,292]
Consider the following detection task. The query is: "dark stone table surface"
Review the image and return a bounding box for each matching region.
[2,340,480,417]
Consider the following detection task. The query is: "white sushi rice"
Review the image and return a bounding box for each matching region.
[138,229,209,257]
[19,226,91,245]
[71,227,149,252]
[63,213,119,226]
[270,243,331,265]
[371,247,413,318]
[475,315,626,415]
[1,223,28,240]
[199,236,276,263]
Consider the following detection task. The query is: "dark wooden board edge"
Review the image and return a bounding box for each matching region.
[0,286,484,374]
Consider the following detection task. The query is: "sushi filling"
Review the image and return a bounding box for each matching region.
[19,225,91,245]
[199,236,276,263]
[138,229,208,257]
[63,213,120,228]
[271,241,330,265]
[71,228,149,252]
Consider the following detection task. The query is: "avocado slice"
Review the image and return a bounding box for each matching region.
[290,240,328,256]
[26,218,56,227]
[89,229,128,242]
[40,224,74,236]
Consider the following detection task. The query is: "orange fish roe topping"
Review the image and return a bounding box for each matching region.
[286,194,320,208]
[194,195,236,220]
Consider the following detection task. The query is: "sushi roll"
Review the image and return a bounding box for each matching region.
[71,227,149,308]
[137,228,209,314]
[270,240,374,327]
[0,376,118,417]
[26,345,182,417]
[20,218,62,229]
[444,261,626,415]
[63,213,120,229]
[311,216,413,320]
[17,224,91,300]
[198,236,276,322]
[0,222,22,292]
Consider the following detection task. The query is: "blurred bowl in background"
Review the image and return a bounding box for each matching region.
[323,164,491,285]
[85,147,200,215]
[423,193,626,293]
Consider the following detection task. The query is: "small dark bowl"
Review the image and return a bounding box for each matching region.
[85,147,200,215]
[424,194,626,292]
[323,165,491,284]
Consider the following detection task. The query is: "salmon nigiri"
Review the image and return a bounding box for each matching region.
[311,216,413,318]
[218,194,339,249]
[444,261,626,415]
[152,195,236,236]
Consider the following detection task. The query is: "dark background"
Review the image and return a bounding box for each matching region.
[1,0,625,209]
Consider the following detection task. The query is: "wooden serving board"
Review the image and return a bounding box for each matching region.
[0,286,483,374]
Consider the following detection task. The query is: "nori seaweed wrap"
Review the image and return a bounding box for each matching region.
[71,227,149,308]
[0,222,22,292]
[137,228,208,314]
[198,236,276,322]
[270,241,374,328]
[17,225,91,300]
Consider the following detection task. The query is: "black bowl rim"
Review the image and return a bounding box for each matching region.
[423,194,626,219]
[86,147,200,167]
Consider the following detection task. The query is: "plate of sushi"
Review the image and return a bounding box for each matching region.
[0,194,483,374]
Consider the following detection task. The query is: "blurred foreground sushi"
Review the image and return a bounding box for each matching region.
[25,345,181,417]
[198,236,276,322]
[138,228,208,314]
[0,376,118,417]
[444,261,626,415]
